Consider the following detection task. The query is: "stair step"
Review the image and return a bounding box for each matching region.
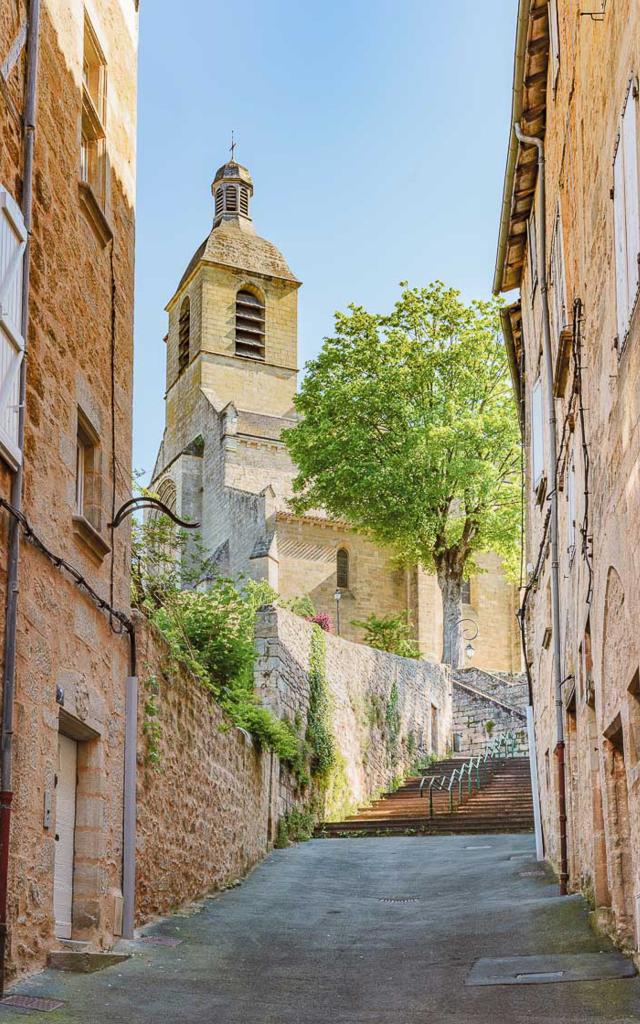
[318,755,534,838]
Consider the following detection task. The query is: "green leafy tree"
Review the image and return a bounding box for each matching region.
[284,282,520,668]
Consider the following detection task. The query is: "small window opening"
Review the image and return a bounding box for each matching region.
[178,297,190,373]
[75,410,100,529]
[461,579,471,605]
[240,186,249,216]
[235,289,265,360]
[225,185,238,212]
[336,548,349,589]
[215,187,224,217]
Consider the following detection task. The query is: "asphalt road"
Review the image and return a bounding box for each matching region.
[3,833,640,1023]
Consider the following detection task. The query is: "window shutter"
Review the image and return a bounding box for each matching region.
[0,187,26,467]
[531,377,544,488]
[613,140,628,343]
[622,84,640,322]
[567,455,576,553]
[548,0,560,86]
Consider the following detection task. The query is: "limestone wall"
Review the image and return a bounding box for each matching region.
[255,606,452,818]
[452,679,528,758]
[134,614,281,923]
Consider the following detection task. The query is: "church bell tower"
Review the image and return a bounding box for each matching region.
[163,152,301,424]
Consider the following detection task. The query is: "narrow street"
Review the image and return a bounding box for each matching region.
[4,834,638,1023]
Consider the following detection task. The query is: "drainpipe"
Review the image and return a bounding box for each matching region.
[121,632,137,939]
[514,123,568,894]
[0,0,41,994]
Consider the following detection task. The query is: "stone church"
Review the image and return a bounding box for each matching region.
[151,156,520,671]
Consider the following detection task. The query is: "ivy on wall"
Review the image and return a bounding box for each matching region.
[306,625,337,779]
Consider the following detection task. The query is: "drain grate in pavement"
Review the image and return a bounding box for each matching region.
[465,845,492,850]
[466,953,636,986]
[0,995,64,1012]
[519,869,546,878]
[139,935,183,947]
[378,897,420,904]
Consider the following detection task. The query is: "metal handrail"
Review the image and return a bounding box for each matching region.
[418,730,519,819]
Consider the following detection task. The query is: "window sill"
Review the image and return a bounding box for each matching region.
[79,181,112,247]
[72,514,111,561]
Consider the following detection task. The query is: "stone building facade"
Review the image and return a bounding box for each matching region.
[151,158,522,672]
[495,0,640,953]
[0,0,138,978]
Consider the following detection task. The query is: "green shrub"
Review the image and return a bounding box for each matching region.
[352,613,420,659]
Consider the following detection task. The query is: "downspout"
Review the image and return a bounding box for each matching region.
[0,0,41,994]
[514,123,568,894]
[122,630,137,939]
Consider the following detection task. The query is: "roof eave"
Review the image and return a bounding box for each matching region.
[493,0,533,295]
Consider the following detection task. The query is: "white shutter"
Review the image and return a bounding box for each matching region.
[0,186,26,467]
[567,455,576,555]
[622,84,640,322]
[548,0,560,87]
[531,377,544,489]
[613,139,629,343]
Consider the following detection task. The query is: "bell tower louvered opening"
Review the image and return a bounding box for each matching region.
[178,296,190,373]
[235,289,265,360]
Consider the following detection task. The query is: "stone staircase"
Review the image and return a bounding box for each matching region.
[318,755,534,837]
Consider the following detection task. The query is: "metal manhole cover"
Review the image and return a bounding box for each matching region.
[0,995,64,1012]
[466,953,636,986]
[378,897,420,904]
[139,935,183,947]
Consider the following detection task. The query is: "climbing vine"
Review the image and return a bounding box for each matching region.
[305,625,336,779]
[142,675,163,771]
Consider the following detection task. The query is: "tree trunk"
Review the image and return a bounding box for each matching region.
[437,569,463,669]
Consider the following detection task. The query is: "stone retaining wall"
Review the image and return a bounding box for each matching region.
[452,668,528,757]
[134,614,282,924]
[255,606,452,819]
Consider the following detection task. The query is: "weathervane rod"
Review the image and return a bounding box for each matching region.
[230,129,237,161]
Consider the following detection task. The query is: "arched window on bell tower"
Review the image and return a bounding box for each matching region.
[336,548,349,590]
[235,288,265,360]
[178,296,190,373]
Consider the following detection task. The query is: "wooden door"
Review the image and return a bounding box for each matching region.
[54,734,77,939]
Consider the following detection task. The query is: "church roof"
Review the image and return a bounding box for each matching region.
[176,221,300,295]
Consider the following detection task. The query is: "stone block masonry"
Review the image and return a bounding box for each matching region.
[452,669,528,757]
[254,606,452,818]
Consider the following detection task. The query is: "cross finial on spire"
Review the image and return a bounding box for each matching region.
[230,130,237,162]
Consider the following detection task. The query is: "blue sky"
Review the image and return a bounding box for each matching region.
[134,0,517,478]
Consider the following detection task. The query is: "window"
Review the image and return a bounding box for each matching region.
[75,410,100,529]
[527,208,538,292]
[336,548,349,589]
[550,204,568,346]
[531,375,545,489]
[548,0,560,89]
[613,79,640,348]
[0,187,26,467]
[240,186,249,216]
[81,16,108,207]
[178,297,190,373]
[461,579,471,605]
[235,289,265,360]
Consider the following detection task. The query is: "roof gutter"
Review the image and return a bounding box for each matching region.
[493,0,532,295]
